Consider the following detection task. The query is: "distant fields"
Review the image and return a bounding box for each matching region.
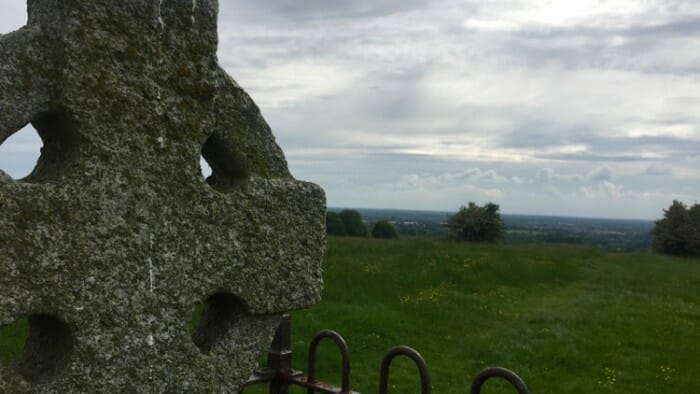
[342,207,655,252]
[3,237,700,393]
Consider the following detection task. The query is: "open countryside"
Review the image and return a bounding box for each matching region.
[256,237,699,393]
[336,208,655,252]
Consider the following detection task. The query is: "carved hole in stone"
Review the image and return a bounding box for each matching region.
[191,293,245,353]
[10,314,73,382]
[188,302,204,333]
[0,317,29,364]
[200,156,212,178]
[0,125,42,180]
[25,112,81,183]
[201,134,248,192]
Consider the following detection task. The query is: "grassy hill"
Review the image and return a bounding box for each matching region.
[2,237,699,393]
[282,237,699,393]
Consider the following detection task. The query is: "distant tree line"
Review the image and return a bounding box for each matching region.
[653,200,700,256]
[326,209,399,239]
[328,200,692,255]
[327,204,506,243]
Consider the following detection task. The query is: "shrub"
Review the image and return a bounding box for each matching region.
[372,220,399,239]
[325,212,346,236]
[447,202,504,242]
[653,200,700,256]
[339,209,369,237]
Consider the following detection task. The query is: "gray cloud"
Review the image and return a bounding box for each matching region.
[223,0,434,22]
[536,168,583,184]
[588,166,613,182]
[0,2,25,33]
[1,0,698,219]
[644,164,673,176]
[541,153,651,163]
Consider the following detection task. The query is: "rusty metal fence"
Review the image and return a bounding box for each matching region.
[241,315,529,394]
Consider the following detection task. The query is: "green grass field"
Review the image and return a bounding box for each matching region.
[274,237,700,393]
[2,237,699,393]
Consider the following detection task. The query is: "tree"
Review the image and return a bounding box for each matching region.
[447,202,504,242]
[339,209,369,237]
[325,211,346,236]
[653,200,700,256]
[372,220,399,239]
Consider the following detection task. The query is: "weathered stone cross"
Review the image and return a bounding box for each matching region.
[0,1,325,392]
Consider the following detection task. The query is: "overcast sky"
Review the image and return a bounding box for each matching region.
[2,1,699,219]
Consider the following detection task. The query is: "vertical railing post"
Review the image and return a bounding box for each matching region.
[266,315,293,394]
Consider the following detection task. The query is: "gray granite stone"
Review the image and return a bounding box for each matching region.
[0,1,325,392]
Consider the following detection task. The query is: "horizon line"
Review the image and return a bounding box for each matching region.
[328,206,657,222]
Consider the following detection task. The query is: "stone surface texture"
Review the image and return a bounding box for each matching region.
[0,1,325,392]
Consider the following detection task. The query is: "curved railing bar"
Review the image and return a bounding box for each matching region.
[470,367,529,394]
[378,346,431,394]
[306,329,351,393]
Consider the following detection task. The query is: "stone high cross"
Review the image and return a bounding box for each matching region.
[0,1,325,392]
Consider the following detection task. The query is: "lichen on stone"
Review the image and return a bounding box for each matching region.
[0,1,325,392]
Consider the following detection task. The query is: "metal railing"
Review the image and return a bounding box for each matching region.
[242,315,529,394]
